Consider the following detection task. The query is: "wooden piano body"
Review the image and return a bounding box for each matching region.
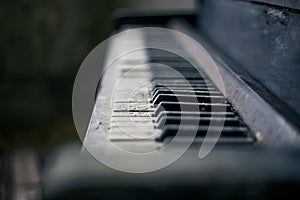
[43,1,300,199]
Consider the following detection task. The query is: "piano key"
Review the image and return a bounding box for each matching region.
[150,67,202,73]
[103,29,256,146]
[154,102,232,117]
[152,82,212,88]
[152,76,205,81]
[146,48,185,56]
[152,94,227,105]
[113,102,154,112]
[151,72,204,77]
[148,56,192,62]
[109,129,157,141]
[151,74,205,80]
[155,116,240,128]
[149,64,201,70]
[154,111,236,123]
[152,90,222,101]
[110,122,154,129]
[112,112,153,117]
[156,125,250,142]
[112,116,152,122]
[162,136,255,144]
[152,89,222,99]
[109,121,158,141]
[151,68,201,74]
[151,79,210,85]
[152,86,217,93]
[151,79,209,84]
[149,60,197,67]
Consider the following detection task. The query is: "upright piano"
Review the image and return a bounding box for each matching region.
[43,0,300,199]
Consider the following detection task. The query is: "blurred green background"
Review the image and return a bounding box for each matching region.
[0,0,130,151]
[0,0,195,152]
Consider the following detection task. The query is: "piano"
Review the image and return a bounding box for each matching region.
[42,0,300,199]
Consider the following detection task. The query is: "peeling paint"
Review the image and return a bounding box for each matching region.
[266,8,289,25]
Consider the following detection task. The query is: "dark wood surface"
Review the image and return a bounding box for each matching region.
[197,0,300,124]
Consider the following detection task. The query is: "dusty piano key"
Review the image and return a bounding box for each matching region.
[109,126,158,141]
[113,93,151,103]
[147,54,185,60]
[152,89,222,99]
[150,71,204,78]
[150,74,204,80]
[111,116,152,122]
[154,111,236,123]
[145,42,183,49]
[146,49,190,57]
[152,94,227,105]
[149,62,204,72]
[152,86,216,92]
[111,115,153,124]
[151,79,210,85]
[152,82,212,88]
[155,116,240,129]
[112,112,153,117]
[150,73,205,81]
[119,64,150,72]
[113,102,154,112]
[120,74,152,78]
[146,48,188,56]
[151,73,205,80]
[114,93,151,103]
[151,79,209,84]
[114,79,151,89]
[154,102,232,117]
[149,60,199,67]
[113,92,151,103]
[156,125,251,142]
[151,82,213,88]
[151,65,199,70]
[110,121,154,129]
[150,66,203,72]
[109,132,156,141]
[148,56,194,62]
[150,68,203,75]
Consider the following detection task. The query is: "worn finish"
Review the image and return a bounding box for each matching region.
[197,0,300,119]
[242,0,300,10]
[171,19,300,146]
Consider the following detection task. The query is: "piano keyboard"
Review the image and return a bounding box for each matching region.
[44,7,300,199]
[88,27,256,151]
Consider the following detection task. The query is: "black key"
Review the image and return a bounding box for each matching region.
[152,89,222,100]
[154,111,236,123]
[152,94,226,105]
[152,76,205,81]
[155,116,240,128]
[154,102,232,117]
[156,125,250,142]
[152,82,211,88]
[151,79,208,84]
[152,86,215,92]
[152,78,208,84]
